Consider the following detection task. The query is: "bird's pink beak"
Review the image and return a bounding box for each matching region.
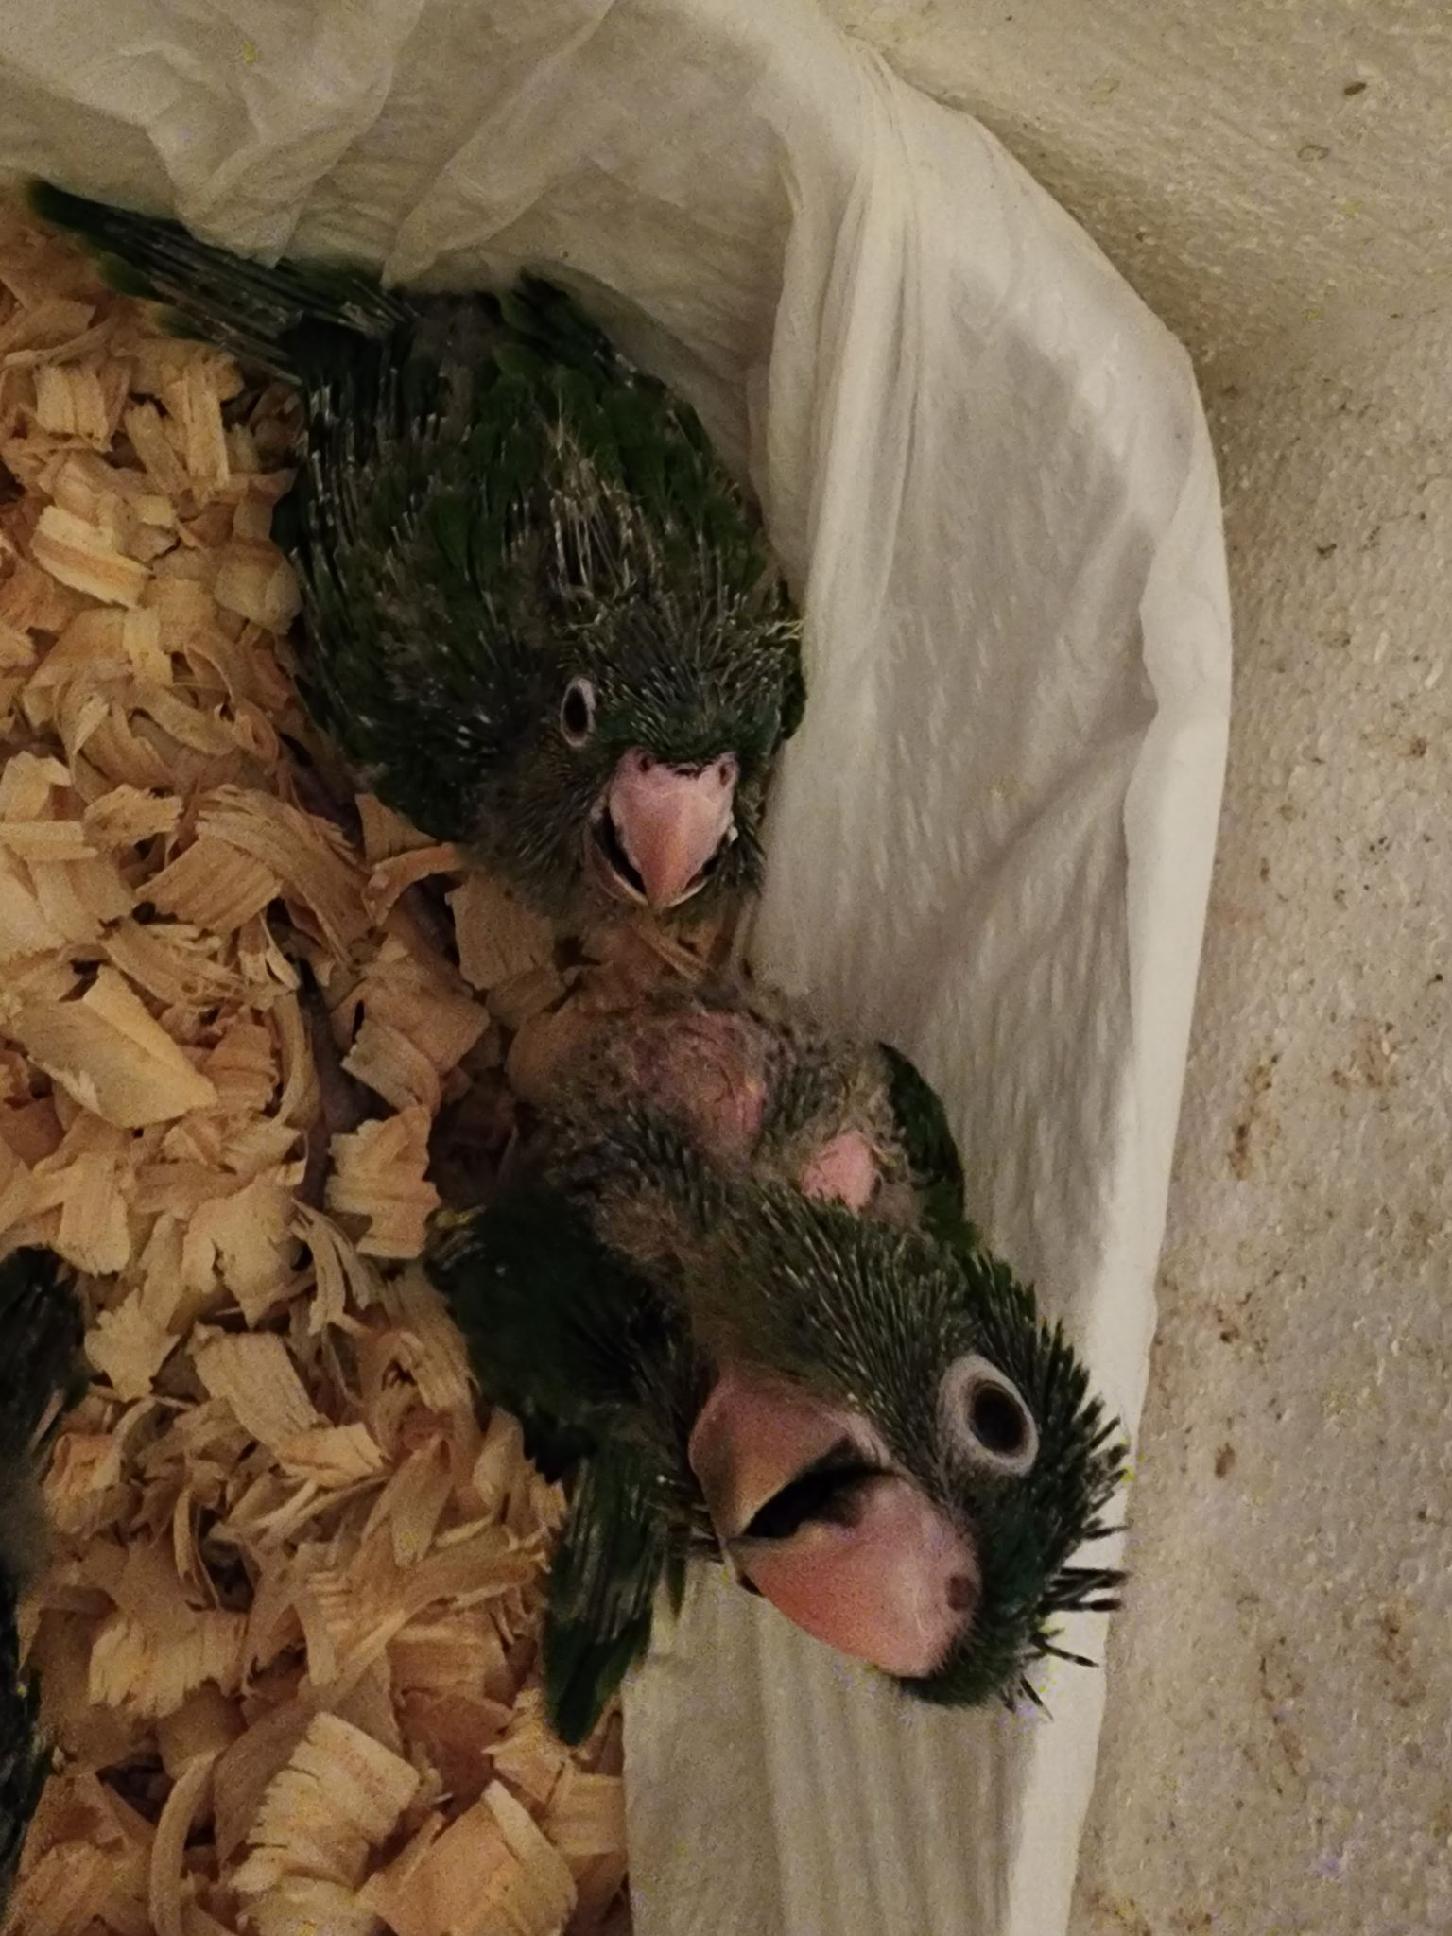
[687,1364,978,1678]
[598,748,737,910]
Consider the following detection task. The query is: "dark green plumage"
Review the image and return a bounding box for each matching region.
[29,181,803,919]
[431,1173,704,1744]
[426,984,1126,1745]
[877,1038,975,1250]
[0,1249,85,1915]
[543,1446,683,1750]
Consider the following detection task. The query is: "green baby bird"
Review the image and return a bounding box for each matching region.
[0,1248,85,1916]
[426,984,1127,1746]
[29,182,803,921]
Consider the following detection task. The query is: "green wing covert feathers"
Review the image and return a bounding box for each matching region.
[29,181,804,922]
[877,1039,977,1249]
[0,1248,85,1916]
[430,1177,703,1747]
[426,982,1126,1745]
[542,1447,680,1751]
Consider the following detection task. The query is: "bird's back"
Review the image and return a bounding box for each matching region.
[544,983,962,1237]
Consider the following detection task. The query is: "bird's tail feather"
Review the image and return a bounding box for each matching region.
[0,1248,84,1913]
[27,180,407,378]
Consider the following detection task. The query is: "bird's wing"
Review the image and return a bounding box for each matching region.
[543,1441,678,1747]
[427,1185,654,1435]
[285,319,551,839]
[27,180,406,379]
[426,1188,689,1745]
[877,1041,976,1248]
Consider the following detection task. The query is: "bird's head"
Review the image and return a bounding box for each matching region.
[498,584,802,919]
[684,1199,1127,1708]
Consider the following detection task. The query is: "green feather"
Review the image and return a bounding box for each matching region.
[427,1192,637,1440]
[0,1249,85,1915]
[491,342,549,384]
[0,1247,84,1476]
[427,1194,697,1744]
[27,179,404,377]
[909,1236,1127,1710]
[877,1041,975,1248]
[428,987,1127,1724]
[542,1445,670,1747]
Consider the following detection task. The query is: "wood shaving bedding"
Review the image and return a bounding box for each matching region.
[0,199,726,1936]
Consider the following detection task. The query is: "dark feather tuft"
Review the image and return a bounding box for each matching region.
[0,1248,85,1914]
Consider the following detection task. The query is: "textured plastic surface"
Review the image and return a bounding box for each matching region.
[0,3,1231,1932]
[1075,307,1452,1936]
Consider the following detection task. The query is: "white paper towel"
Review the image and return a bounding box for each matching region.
[0,2,1232,1930]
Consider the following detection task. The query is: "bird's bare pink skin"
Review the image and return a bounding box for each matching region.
[620,1011,769,1161]
[799,1129,878,1210]
[602,748,737,909]
[688,1364,978,1677]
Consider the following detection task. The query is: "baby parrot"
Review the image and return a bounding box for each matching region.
[427,984,1126,1746]
[29,182,804,921]
[0,1248,84,1914]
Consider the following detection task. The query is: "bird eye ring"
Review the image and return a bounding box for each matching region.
[560,677,596,748]
[939,1355,1039,1478]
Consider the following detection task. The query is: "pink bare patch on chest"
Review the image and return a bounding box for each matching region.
[799,1129,878,1210]
[626,1011,768,1159]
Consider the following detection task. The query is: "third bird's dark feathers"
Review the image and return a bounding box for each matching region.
[30,181,805,923]
[0,1248,85,1919]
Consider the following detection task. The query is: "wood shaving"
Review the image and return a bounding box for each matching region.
[0,202,730,1935]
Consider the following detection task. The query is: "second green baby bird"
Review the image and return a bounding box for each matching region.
[428,983,1127,1745]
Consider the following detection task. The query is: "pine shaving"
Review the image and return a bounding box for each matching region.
[31,504,150,608]
[448,872,554,992]
[229,1713,418,1895]
[0,199,715,1936]
[149,1750,219,1936]
[7,967,219,1127]
[193,1334,324,1451]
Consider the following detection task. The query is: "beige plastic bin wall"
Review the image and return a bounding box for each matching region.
[821,5,1451,1935]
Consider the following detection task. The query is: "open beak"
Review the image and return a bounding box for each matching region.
[687,1364,978,1679]
[591,748,737,910]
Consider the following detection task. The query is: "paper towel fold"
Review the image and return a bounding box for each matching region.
[0,2,1231,1928]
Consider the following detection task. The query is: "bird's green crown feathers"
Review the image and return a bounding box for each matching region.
[908,1244,1127,1711]
[684,1179,1128,1711]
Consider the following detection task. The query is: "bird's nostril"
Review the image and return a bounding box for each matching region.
[946,1573,977,1614]
[636,750,655,773]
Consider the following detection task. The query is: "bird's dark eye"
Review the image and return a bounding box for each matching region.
[939,1355,1039,1478]
[560,676,596,748]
